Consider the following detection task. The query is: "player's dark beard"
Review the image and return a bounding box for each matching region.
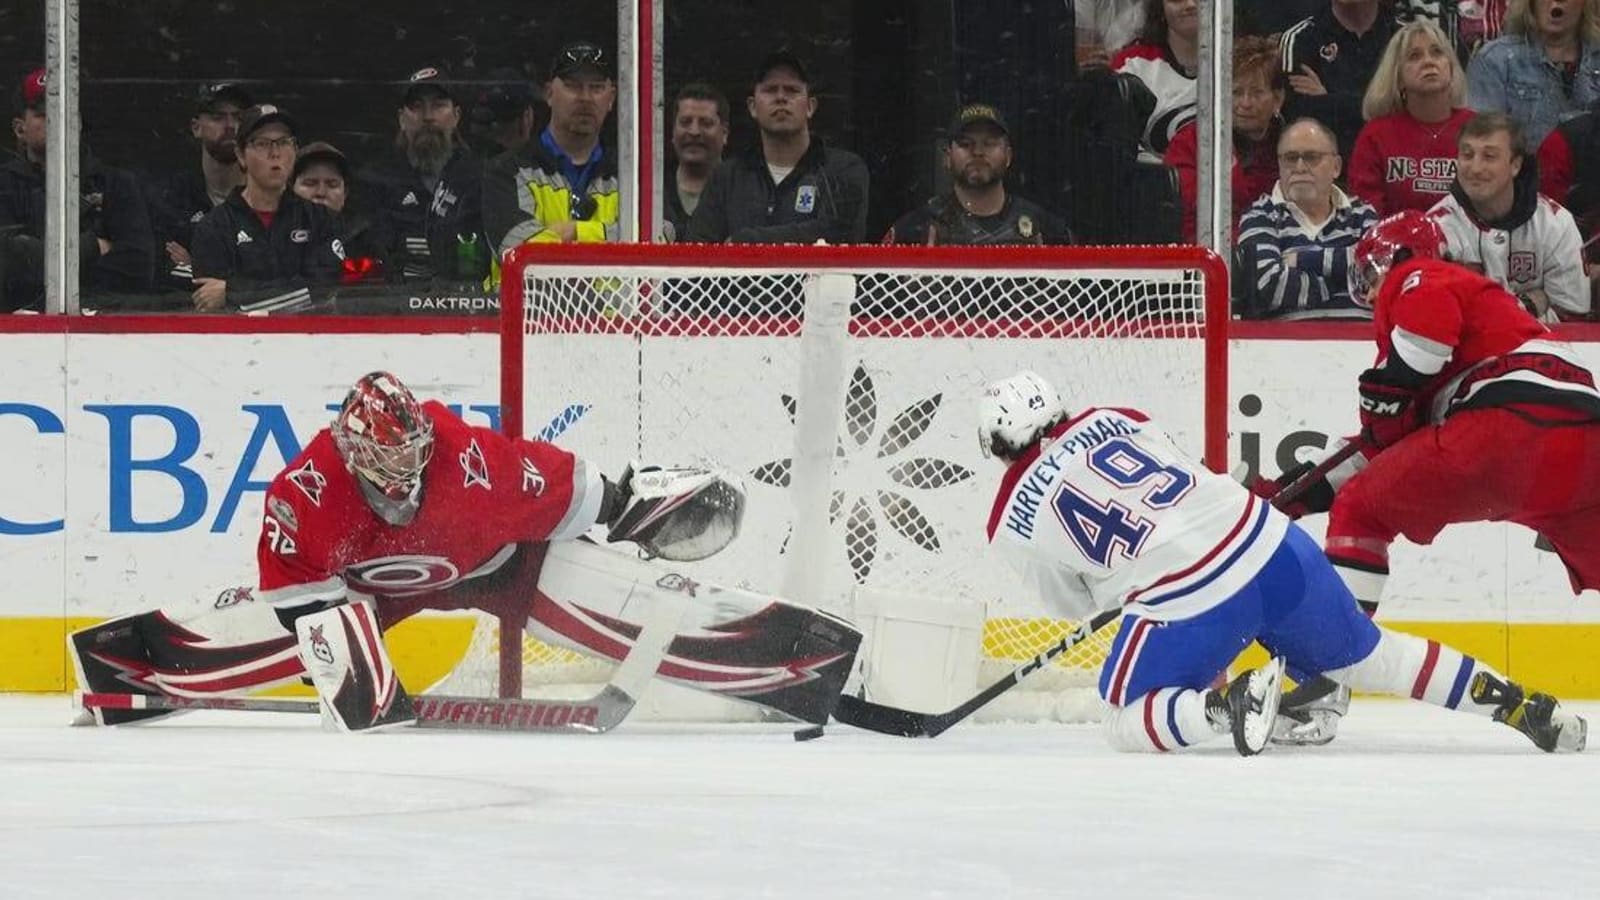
[203,138,237,165]
[402,124,454,176]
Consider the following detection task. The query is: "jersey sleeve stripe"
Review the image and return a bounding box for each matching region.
[546,458,605,541]
[258,576,346,608]
[1389,325,1452,376]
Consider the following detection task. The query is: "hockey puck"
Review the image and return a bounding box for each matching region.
[793,725,826,742]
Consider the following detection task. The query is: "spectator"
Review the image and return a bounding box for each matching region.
[1348,19,1475,216]
[1430,111,1590,319]
[665,82,730,240]
[1395,0,1512,59]
[1538,97,1600,256]
[189,105,344,313]
[1236,118,1379,319]
[1280,0,1397,161]
[1237,0,1322,37]
[483,41,621,262]
[1468,0,1600,148]
[1075,0,1146,70]
[356,65,486,285]
[683,50,869,244]
[882,103,1072,245]
[469,67,538,161]
[1166,36,1285,244]
[1111,0,1199,154]
[146,82,252,291]
[292,141,384,279]
[0,67,154,312]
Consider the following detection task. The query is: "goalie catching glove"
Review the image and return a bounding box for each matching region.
[600,464,746,561]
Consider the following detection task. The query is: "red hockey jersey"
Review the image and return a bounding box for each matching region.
[1347,108,1473,216]
[257,400,602,608]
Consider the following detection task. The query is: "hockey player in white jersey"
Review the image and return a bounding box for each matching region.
[979,371,1586,754]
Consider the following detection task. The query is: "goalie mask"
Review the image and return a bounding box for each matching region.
[1350,210,1445,308]
[977,371,1067,462]
[332,371,434,525]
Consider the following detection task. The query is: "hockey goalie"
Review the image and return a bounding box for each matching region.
[70,371,861,731]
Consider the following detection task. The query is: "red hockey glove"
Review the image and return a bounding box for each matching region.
[1357,367,1421,449]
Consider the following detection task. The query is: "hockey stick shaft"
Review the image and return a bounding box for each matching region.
[831,606,1121,737]
[1272,439,1365,509]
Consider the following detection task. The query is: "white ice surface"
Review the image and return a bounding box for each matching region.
[3,695,1596,900]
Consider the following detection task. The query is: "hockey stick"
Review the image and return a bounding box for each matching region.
[831,607,1122,738]
[1271,439,1365,510]
[79,593,688,734]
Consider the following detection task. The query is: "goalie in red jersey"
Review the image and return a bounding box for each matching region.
[1253,210,1600,745]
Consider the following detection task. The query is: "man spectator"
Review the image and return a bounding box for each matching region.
[469,67,538,161]
[1279,0,1397,161]
[1,67,154,312]
[1539,98,1600,264]
[883,103,1071,245]
[665,82,729,240]
[292,141,383,278]
[684,50,869,244]
[1236,118,1378,319]
[1430,112,1589,320]
[357,66,486,285]
[189,105,344,313]
[483,41,620,266]
[146,82,252,291]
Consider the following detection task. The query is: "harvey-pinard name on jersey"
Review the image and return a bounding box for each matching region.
[1003,413,1139,541]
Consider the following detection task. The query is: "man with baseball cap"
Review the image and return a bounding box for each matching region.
[484,40,620,266]
[1,67,155,311]
[683,48,868,245]
[355,64,487,284]
[188,104,346,312]
[470,67,538,160]
[146,81,257,292]
[883,103,1072,246]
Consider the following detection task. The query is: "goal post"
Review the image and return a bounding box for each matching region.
[486,242,1228,716]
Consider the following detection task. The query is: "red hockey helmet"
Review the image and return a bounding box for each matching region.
[331,372,434,509]
[1350,210,1446,307]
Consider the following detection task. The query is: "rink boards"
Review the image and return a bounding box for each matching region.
[3,316,1600,693]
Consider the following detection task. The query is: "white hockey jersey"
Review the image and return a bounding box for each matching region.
[1427,192,1589,319]
[985,407,1288,622]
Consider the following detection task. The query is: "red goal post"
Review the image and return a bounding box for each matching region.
[490,242,1228,713]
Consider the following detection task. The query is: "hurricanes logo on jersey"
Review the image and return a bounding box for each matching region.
[460,440,491,490]
[521,457,546,495]
[287,460,326,506]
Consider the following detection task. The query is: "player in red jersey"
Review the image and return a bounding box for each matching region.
[71,371,743,729]
[1254,210,1600,745]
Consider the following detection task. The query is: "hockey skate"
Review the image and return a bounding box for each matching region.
[1205,657,1286,756]
[1271,676,1350,747]
[1471,672,1587,753]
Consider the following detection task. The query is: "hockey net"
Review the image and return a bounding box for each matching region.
[448,243,1227,722]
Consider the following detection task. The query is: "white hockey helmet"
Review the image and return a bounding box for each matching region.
[977,371,1067,461]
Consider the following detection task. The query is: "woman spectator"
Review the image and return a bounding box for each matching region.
[1165,35,1285,243]
[1349,20,1476,216]
[1111,0,1199,154]
[1467,0,1600,147]
[290,142,384,282]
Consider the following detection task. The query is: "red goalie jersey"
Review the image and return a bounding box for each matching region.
[257,400,602,609]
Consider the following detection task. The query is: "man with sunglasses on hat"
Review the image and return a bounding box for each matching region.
[483,41,620,274]
[356,65,488,286]
[683,50,868,245]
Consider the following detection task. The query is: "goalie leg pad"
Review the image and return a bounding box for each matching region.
[295,601,415,732]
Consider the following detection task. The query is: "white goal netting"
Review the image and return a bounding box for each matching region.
[448,244,1226,721]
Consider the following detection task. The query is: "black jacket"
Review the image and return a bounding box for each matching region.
[883,192,1073,246]
[1280,8,1397,160]
[0,151,155,309]
[144,167,230,289]
[190,187,345,309]
[355,146,487,284]
[683,139,869,244]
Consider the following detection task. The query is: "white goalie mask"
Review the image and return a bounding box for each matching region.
[977,371,1067,462]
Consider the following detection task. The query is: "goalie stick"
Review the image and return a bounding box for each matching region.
[831,607,1121,737]
[79,590,688,734]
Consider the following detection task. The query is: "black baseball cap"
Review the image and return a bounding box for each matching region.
[754,50,810,86]
[551,41,612,81]
[948,102,1009,137]
[196,82,253,114]
[477,67,536,121]
[292,141,351,181]
[401,65,456,105]
[237,103,298,144]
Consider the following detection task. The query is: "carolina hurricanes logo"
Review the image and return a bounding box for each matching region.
[307,625,335,664]
[1320,42,1338,62]
[287,460,326,506]
[1400,270,1424,293]
[460,440,491,490]
[344,555,462,595]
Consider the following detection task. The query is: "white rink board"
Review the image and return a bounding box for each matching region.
[0,330,1596,622]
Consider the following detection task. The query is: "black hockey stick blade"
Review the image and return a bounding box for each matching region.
[832,607,1120,738]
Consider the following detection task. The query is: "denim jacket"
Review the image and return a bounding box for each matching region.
[1467,34,1600,147]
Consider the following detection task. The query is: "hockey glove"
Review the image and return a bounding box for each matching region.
[1244,459,1334,520]
[1357,367,1421,449]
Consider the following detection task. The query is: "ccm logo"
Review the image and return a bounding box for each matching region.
[1359,397,1404,415]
